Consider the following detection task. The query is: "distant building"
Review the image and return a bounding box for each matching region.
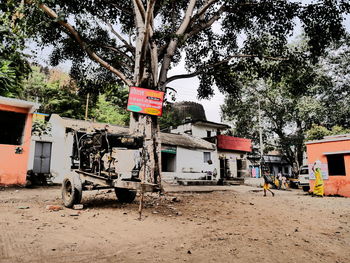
[171,119,230,138]
[249,154,293,178]
[306,134,350,197]
[215,135,252,180]
[161,132,218,182]
[0,96,39,185]
[171,119,252,180]
[32,115,218,184]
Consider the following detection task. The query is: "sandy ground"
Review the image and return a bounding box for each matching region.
[0,184,349,263]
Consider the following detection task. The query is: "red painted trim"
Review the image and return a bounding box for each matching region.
[217,135,252,152]
[0,104,29,114]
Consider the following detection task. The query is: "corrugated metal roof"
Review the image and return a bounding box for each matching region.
[182,119,231,129]
[60,116,129,134]
[262,155,288,164]
[161,132,216,151]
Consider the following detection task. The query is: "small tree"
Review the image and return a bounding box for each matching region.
[91,94,129,125]
[0,2,31,96]
[21,66,86,118]
[306,124,350,141]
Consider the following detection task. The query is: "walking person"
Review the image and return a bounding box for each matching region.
[277,171,283,190]
[281,175,288,190]
[312,161,324,197]
[262,172,275,197]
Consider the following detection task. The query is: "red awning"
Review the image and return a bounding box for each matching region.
[217,135,252,152]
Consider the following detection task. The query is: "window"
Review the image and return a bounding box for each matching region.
[0,110,26,145]
[327,154,346,176]
[206,130,211,137]
[204,152,211,163]
[284,166,289,174]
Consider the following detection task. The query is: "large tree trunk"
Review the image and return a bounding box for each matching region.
[129,108,162,186]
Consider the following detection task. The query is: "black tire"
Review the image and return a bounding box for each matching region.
[62,177,82,208]
[290,181,299,189]
[302,186,310,192]
[114,188,136,203]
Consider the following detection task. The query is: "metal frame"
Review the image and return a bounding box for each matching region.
[75,170,158,192]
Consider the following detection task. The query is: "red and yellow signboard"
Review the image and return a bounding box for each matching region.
[127,87,165,116]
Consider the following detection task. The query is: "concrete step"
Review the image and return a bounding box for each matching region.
[177,180,218,186]
[223,178,245,185]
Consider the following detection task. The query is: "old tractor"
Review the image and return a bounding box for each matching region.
[62,128,159,208]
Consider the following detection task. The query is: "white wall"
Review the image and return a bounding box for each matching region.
[171,123,192,134]
[171,123,218,138]
[191,125,217,138]
[162,147,219,181]
[49,115,74,183]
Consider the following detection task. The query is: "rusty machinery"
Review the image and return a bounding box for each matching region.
[62,128,160,208]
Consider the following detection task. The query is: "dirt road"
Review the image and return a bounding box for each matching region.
[0,185,349,263]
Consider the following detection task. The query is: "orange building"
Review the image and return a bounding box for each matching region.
[0,96,39,186]
[306,134,350,197]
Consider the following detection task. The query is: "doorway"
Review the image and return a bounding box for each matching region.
[33,141,52,174]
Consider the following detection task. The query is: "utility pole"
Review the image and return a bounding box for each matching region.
[258,98,264,177]
[85,93,90,120]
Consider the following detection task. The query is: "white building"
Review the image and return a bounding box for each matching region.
[161,132,218,182]
[28,114,219,184]
[171,119,230,138]
[170,119,253,182]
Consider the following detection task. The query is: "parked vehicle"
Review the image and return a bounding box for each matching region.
[61,129,160,208]
[298,165,310,192]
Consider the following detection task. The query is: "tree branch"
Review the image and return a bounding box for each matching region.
[187,4,226,39]
[132,0,146,85]
[38,3,132,86]
[102,45,134,65]
[101,45,134,71]
[158,0,197,88]
[165,54,288,85]
[139,0,156,71]
[108,2,133,15]
[149,12,159,85]
[134,0,146,22]
[107,23,135,54]
[196,0,220,19]
[176,0,197,35]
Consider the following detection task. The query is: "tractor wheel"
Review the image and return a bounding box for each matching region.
[302,186,310,192]
[62,177,82,208]
[114,188,136,203]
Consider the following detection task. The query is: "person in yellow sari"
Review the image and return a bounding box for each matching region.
[312,164,324,197]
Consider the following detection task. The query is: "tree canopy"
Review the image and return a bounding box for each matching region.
[5,0,348,96]
[221,38,350,172]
